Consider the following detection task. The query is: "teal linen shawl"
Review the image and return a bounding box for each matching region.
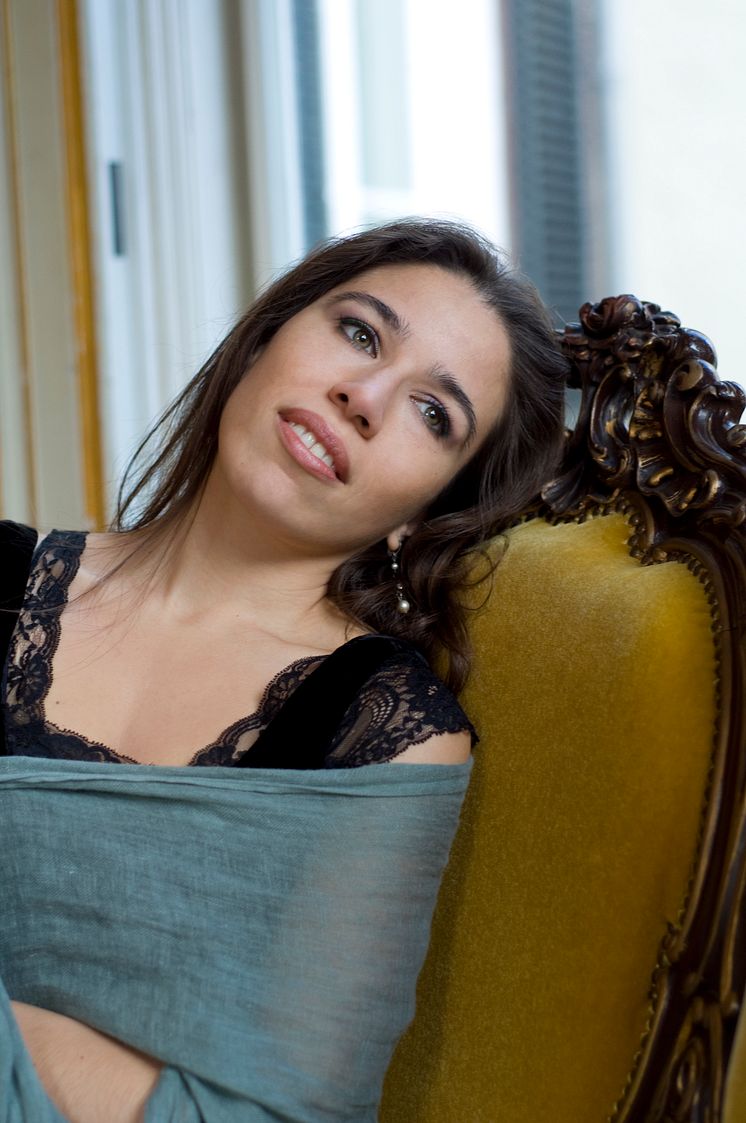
[0,756,470,1121]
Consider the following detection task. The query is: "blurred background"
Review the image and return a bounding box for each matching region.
[1,0,744,529]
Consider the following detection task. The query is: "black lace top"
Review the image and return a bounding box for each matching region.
[2,529,476,768]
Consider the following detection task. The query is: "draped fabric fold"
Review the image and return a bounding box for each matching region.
[0,757,470,1122]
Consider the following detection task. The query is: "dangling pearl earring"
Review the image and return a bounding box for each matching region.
[389,545,411,615]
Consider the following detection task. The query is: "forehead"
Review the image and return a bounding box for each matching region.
[323,262,490,319]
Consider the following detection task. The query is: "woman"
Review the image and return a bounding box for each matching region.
[0,219,567,1122]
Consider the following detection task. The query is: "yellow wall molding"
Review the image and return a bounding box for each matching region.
[57,0,105,528]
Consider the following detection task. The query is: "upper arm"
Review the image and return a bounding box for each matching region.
[387,729,472,765]
[324,652,477,768]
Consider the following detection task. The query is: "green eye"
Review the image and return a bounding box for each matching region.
[340,318,378,356]
[415,399,451,438]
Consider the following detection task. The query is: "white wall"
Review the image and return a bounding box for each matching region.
[602,0,746,385]
[82,0,253,510]
[319,0,511,253]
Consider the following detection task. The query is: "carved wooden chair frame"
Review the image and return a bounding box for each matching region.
[542,297,746,1122]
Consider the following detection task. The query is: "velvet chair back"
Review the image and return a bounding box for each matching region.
[381,296,746,1122]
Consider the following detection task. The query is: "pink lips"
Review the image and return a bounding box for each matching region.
[278,409,350,484]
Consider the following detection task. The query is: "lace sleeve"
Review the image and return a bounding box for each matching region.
[323,654,478,768]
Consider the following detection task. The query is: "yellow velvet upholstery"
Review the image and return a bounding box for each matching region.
[381,511,718,1122]
[724,1001,746,1122]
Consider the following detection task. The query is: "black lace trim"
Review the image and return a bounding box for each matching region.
[3,531,476,767]
[324,656,477,767]
[4,530,86,729]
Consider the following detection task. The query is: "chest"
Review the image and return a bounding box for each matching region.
[8,544,335,766]
[45,609,311,764]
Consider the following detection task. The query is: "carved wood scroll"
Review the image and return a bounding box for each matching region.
[541,296,746,1122]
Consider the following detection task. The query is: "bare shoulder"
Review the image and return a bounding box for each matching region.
[79,530,136,572]
[77,530,164,603]
[389,729,472,765]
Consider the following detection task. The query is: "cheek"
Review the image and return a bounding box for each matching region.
[358,453,459,522]
[221,372,254,419]
[219,366,276,436]
[216,380,267,472]
[217,392,245,454]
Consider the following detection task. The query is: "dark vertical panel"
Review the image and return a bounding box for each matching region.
[292,0,328,249]
[108,161,126,256]
[223,0,255,303]
[503,0,589,322]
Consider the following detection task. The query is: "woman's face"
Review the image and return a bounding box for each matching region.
[213,263,511,559]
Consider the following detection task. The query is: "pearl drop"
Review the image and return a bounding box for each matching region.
[397,598,411,615]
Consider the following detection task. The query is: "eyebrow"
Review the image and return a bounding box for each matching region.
[328,290,478,445]
[326,291,411,339]
[429,365,478,447]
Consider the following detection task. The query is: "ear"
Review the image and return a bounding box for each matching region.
[386,523,418,553]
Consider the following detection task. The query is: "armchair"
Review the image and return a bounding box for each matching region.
[380,296,746,1122]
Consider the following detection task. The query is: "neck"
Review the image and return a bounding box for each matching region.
[118,491,358,648]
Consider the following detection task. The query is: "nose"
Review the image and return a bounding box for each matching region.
[329,373,390,437]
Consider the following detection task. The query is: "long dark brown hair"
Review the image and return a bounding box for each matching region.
[114,218,568,692]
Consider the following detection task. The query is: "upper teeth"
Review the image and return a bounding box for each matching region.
[288,422,335,470]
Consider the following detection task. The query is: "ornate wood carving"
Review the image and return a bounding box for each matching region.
[541,296,746,1122]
